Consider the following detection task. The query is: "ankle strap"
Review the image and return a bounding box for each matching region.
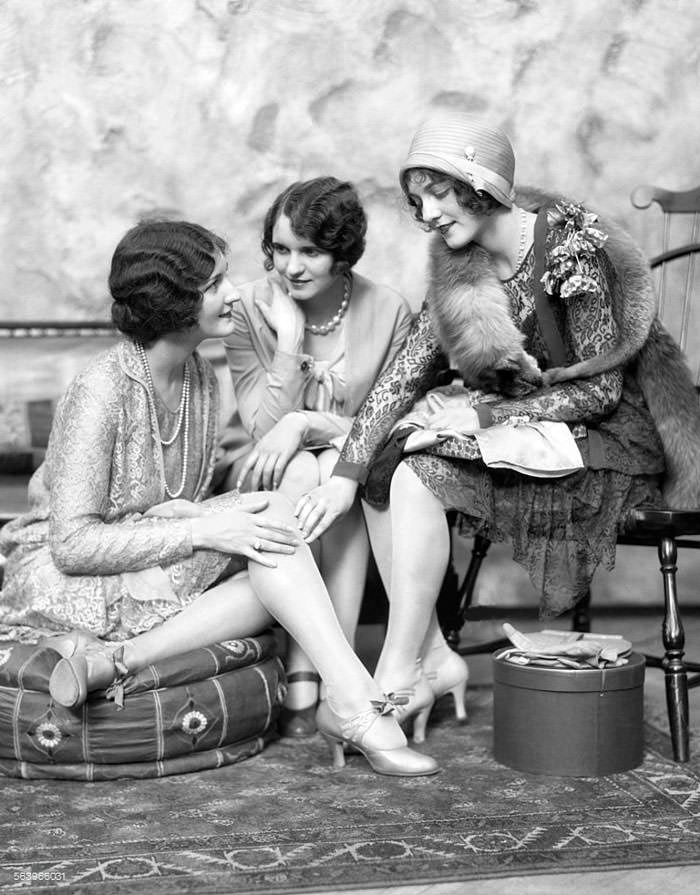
[104,646,129,711]
[286,671,321,685]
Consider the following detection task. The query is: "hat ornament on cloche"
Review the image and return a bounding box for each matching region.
[400,112,517,207]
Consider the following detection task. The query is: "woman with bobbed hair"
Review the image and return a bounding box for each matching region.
[215,177,413,737]
[0,219,437,778]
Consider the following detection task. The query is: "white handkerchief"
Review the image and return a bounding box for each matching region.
[473,420,584,478]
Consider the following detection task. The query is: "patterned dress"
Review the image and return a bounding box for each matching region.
[0,340,244,641]
[336,246,665,616]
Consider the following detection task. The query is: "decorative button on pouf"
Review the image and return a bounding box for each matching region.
[492,651,645,776]
[0,634,285,780]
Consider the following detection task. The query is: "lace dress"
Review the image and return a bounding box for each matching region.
[337,249,665,616]
[0,342,245,642]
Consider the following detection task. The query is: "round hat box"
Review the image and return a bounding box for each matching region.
[492,651,645,776]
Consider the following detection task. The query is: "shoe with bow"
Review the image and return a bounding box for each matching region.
[316,697,439,777]
[379,663,436,744]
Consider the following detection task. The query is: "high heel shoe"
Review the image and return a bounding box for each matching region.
[278,670,321,738]
[383,669,436,745]
[424,650,469,724]
[315,698,439,777]
[49,642,129,710]
[39,629,101,659]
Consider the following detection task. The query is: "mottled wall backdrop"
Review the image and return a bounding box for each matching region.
[1,0,699,320]
[2,0,700,606]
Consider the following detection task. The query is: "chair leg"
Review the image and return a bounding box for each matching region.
[436,553,461,650]
[658,536,690,762]
[447,534,493,652]
[437,529,493,650]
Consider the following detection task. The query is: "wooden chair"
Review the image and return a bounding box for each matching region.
[437,183,700,762]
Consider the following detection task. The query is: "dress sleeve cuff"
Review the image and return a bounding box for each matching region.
[273,349,315,376]
[474,403,494,428]
[332,460,368,485]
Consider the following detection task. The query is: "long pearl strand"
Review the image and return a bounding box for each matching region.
[514,207,529,271]
[304,273,352,336]
[136,341,191,499]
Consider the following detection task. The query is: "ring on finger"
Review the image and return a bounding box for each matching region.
[253,538,262,551]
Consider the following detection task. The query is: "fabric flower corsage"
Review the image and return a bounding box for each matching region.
[541,201,608,301]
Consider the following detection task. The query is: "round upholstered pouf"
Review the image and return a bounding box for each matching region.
[0,634,285,780]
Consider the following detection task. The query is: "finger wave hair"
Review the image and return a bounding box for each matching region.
[402,168,502,230]
[261,176,367,273]
[109,220,228,346]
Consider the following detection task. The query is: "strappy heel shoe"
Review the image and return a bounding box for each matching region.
[381,665,436,745]
[49,643,129,710]
[315,698,439,777]
[424,650,469,724]
[278,670,321,738]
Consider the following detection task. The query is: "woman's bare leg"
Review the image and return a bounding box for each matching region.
[219,452,324,712]
[272,452,323,713]
[364,481,468,727]
[117,492,388,719]
[122,575,272,669]
[279,449,369,715]
[316,448,369,647]
[364,486,455,668]
[364,497,457,667]
[371,462,452,688]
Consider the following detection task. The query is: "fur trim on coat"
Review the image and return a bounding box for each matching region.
[426,185,700,508]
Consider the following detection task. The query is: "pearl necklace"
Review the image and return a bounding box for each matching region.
[135,341,191,499]
[514,208,529,271]
[304,273,352,336]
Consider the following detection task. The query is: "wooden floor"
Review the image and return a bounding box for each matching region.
[327,866,700,895]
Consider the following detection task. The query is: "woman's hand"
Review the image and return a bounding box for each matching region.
[294,477,358,543]
[145,499,202,519]
[425,405,481,434]
[189,496,298,567]
[237,413,308,491]
[255,277,306,352]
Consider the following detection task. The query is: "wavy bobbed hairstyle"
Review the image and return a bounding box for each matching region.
[109,220,228,346]
[401,167,502,229]
[261,176,367,273]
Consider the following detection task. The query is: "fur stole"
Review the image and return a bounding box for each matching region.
[426,239,542,396]
[426,185,700,508]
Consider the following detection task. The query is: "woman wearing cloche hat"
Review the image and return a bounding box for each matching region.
[291,110,700,742]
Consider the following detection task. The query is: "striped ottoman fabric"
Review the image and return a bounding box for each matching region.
[0,634,285,780]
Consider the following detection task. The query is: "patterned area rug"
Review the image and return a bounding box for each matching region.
[2,687,699,895]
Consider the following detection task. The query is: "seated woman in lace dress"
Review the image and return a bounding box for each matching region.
[0,219,436,778]
[213,177,413,736]
[292,112,679,742]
